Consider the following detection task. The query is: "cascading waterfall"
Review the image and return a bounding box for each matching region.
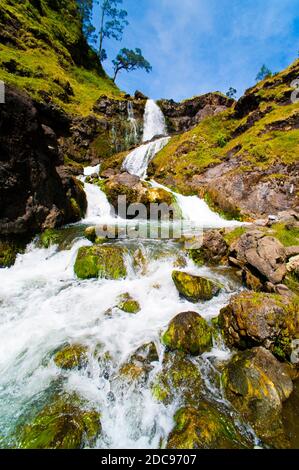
[123,99,170,178]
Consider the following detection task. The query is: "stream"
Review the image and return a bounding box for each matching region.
[0,99,254,449]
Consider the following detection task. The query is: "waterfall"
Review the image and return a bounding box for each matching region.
[142,99,167,142]
[123,99,170,178]
[150,181,245,229]
[127,101,138,144]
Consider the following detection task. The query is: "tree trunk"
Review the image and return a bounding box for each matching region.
[99,3,105,61]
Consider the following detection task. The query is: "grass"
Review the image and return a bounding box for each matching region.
[269,223,299,247]
[0,0,123,116]
[151,60,299,195]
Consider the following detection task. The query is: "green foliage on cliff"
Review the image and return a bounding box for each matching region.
[0,0,123,115]
[151,59,299,195]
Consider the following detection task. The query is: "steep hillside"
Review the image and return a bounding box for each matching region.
[0,0,122,116]
[149,60,299,220]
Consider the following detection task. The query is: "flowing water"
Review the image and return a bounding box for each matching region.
[0,101,253,449]
[127,101,138,145]
[123,99,170,178]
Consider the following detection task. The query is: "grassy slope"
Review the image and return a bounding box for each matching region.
[151,60,299,194]
[0,0,123,116]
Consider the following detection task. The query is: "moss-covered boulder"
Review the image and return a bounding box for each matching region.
[0,239,22,268]
[222,347,293,448]
[18,394,101,449]
[117,293,140,314]
[84,226,107,244]
[162,312,213,356]
[218,292,299,361]
[120,342,159,383]
[172,271,222,302]
[74,245,127,280]
[54,344,88,370]
[152,352,203,405]
[167,404,251,449]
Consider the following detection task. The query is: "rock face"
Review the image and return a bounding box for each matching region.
[229,230,287,287]
[158,93,234,133]
[0,86,87,241]
[19,394,100,449]
[162,311,213,356]
[167,404,250,449]
[103,173,176,219]
[222,347,293,448]
[172,271,222,302]
[218,292,299,360]
[74,245,127,280]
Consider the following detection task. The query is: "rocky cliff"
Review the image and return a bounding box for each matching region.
[149,61,299,220]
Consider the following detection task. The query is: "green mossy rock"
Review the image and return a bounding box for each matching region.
[74,245,127,280]
[54,344,88,370]
[39,229,62,249]
[84,226,106,244]
[167,404,251,449]
[152,351,203,405]
[162,311,213,356]
[117,293,140,314]
[19,395,101,449]
[222,347,293,448]
[172,271,222,302]
[0,240,21,268]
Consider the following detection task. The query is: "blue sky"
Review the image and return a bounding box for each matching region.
[92,0,299,101]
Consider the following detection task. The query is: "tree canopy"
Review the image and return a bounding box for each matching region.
[256,65,273,82]
[112,48,152,82]
[98,0,128,62]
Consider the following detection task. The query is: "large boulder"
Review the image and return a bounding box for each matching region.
[229,231,287,286]
[74,245,127,280]
[18,394,101,449]
[162,311,213,356]
[218,292,299,360]
[172,271,222,302]
[152,351,203,405]
[189,229,228,266]
[103,173,177,220]
[222,347,293,448]
[167,404,251,449]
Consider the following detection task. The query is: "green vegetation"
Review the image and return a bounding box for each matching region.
[74,245,127,279]
[54,344,88,370]
[112,48,152,82]
[151,59,299,201]
[0,0,123,115]
[269,223,299,247]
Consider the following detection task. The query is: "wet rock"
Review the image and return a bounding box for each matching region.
[120,342,159,383]
[18,394,101,449]
[167,404,251,449]
[218,292,299,360]
[54,344,88,370]
[74,245,127,280]
[222,347,293,448]
[117,293,140,314]
[0,238,24,268]
[189,229,228,266]
[229,231,287,286]
[162,311,213,356]
[152,351,203,405]
[103,173,176,220]
[172,271,222,302]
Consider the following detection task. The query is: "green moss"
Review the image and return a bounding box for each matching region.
[162,311,213,356]
[74,245,127,280]
[0,239,24,268]
[223,227,248,246]
[269,223,299,247]
[0,0,123,116]
[117,293,140,314]
[54,344,88,370]
[172,270,222,302]
[18,394,101,449]
[39,229,61,248]
[167,404,250,449]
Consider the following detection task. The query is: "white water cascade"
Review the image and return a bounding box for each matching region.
[123,99,170,179]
